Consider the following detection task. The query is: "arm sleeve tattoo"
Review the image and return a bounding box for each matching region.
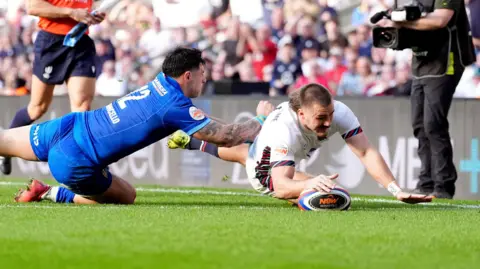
[195,118,262,147]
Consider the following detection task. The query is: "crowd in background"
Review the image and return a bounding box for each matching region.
[0,0,479,98]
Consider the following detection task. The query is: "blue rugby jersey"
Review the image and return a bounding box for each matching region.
[73,73,211,166]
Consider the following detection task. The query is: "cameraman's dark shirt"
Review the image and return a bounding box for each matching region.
[412,0,475,77]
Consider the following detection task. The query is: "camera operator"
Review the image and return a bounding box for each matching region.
[374,0,476,199]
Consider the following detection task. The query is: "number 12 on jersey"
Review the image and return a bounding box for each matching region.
[117,85,151,109]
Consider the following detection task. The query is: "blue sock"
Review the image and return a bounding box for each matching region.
[10,107,34,128]
[55,187,76,203]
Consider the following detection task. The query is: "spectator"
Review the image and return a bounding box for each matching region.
[238,23,278,81]
[284,0,320,22]
[270,7,285,42]
[319,20,348,54]
[357,56,376,93]
[394,62,413,96]
[197,19,221,56]
[95,60,127,97]
[94,39,116,77]
[293,16,322,58]
[222,17,243,71]
[366,64,397,96]
[13,28,34,56]
[371,47,387,74]
[317,0,338,21]
[337,54,361,96]
[346,29,360,54]
[357,24,373,58]
[237,54,260,82]
[324,46,347,90]
[139,17,173,68]
[0,36,15,58]
[351,0,371,27]
[292,58,330,94]
[262,0,284,29]
[270,36,302,96]
[300,38,321,62]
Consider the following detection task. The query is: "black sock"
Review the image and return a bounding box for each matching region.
[10,107,34,128]
[187,137,219,158]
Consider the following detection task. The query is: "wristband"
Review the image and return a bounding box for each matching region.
[387,182,402,196]
[254,115,267,125]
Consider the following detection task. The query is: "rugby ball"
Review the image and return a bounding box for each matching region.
[298,187,351,211]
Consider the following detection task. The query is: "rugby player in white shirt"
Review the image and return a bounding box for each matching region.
[168,83,432,204]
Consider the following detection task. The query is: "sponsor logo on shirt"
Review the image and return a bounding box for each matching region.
[189,107,205,120]
[273,145,288,157]
[33,125,40,146]
[152,78,168,96]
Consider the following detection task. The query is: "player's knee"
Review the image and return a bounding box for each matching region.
[118,182,136,204]
[27,103,49,120]
[71,99,92,112]
[124,185,137,204]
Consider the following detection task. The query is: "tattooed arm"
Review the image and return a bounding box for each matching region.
[192,118,262,148]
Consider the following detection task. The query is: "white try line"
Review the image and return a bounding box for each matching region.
[135,187,480,209]
[1,182,480,209]
[0,182,24,186]
[0,204,271,210]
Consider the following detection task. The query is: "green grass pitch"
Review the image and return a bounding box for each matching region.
[0,179,479,269]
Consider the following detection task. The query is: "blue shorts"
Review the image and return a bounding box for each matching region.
[30,113,112,196]
[33,30,96,85]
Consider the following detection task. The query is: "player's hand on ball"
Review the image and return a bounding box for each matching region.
[256,100,275,117]
[395,192,433,204]
[306,173,338,193]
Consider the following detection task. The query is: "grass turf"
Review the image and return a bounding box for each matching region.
[0,180,479,269]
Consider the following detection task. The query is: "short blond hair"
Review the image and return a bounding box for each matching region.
[289,83,332,112]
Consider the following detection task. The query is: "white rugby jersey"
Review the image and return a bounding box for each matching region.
[245,100,362,193]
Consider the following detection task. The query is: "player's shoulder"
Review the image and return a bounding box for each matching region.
[264,103,299,141]
[266,101,294,126]
[333,100,351,112]
[333,100,357,120]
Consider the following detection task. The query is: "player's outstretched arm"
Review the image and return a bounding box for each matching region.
[193,119,261,148]
[271,166,302,199]
[345,132,432,204]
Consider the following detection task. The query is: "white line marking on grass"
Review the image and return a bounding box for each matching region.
[352,197,480,209]
[0,182,24,186]
[135,187,261,197]
[136,188,480,209]
[1,182,480,209]
[0,204,271,210]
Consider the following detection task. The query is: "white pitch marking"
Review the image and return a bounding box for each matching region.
[1,182,479,209]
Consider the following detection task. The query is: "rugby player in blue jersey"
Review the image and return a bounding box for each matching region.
[1,47,273,205]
